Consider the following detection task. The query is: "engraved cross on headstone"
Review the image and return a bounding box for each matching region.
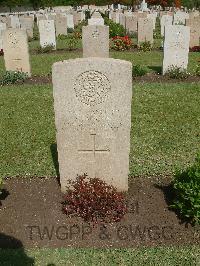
[78,133,110,158]
[78,133,110,177]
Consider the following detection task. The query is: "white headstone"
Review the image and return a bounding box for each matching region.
[173,11,189,25]
[163,25,190,74]
[0,23,6,50]
[67,14,74,29]
[88,17,104,26]
[55,15,68,36]
[39,20,56,49]
[52,58,132,192]
[161,15,173,36]
[10,16,21,28]
[2,29,31,76]
[82,25,109,58]
[138,18,154,44]
[20,17,34,38]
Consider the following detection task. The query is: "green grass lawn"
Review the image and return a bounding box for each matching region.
[1,83,199,178]
[0,246,200,266]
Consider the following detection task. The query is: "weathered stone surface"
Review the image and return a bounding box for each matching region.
[10,15,20,28]
[36,14,46,25]
[2,29,31,76]
[163,25,190,74]
[67,14,74,29]
[55,15,67,36]
[39,20,56,49]
[73,12,82,26]
[119,13,126,28]
[138,18,154,44]
[186,17,200,47]
[0,23,6,49]
[20,17,34,38]
[82,25,109,58]
[173,11,189,25]
[125,15,138,33]
[52,58,132,192]
[88,17,104,26]
[161,15,173,36]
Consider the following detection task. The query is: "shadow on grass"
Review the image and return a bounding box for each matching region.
[0,189,9,207]
[0,233,35,265]
[148,65,162,74]
[154,182,191,227]
[50,143,60,185]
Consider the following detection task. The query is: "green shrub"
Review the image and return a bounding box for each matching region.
[57,34,68,40]
[33,23,39,40]
[36,44,55,53]
[132,64,148,77]
[74,20,87,35]
[165,66,189,79]
[66,36,78,51]
[195,64,200,76]
[67,28,74,33]
[138,41,152,52]
[104,17,125,38]
[85,10,91,20]
[171,153,200,225]
[1,71,28,85]
[153,31,162,39]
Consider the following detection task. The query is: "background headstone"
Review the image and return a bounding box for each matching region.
[138,18,154,44]
[55,15,68,36]
[3,29,31,76]
[161,15,173,36]
[39,20,56,49]
[82,25,109,58]
[20,17,34,38]
[163,25,190,74]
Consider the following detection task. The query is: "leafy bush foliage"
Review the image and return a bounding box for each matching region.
[36,44,55,53]
[165,66,189,79]
[85,10,91,20]
[138,41,152,52]
[195,63,200,76]
[66,36,78,51]
[62,174,127,224]
[57,34,68,40]
[153,31,162,39]
[74,20,87,37]
[111,35,132,51]
[104,17,126,38]
[1,71,28,85]
[67,28,74,33]
[132,64,148,77]
[171,153,200,225]
[33,23,39,40]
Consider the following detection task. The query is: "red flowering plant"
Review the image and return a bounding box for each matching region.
[190,46,200,52]
[111,35,132,51]
[62,174,127,225]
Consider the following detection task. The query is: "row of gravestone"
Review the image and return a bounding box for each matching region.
[0,9,199,49]
[0,11,191,76]
[110,10,200,48]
